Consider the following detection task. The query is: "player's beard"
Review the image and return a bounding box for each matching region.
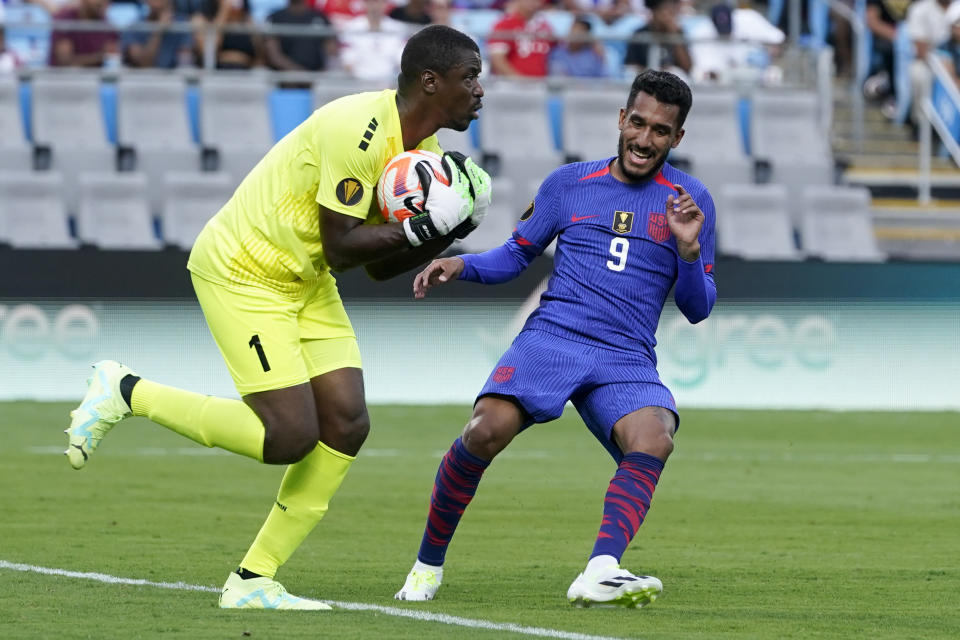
[615,131,669,182]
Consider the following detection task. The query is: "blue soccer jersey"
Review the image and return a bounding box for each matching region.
[460,159,717,364]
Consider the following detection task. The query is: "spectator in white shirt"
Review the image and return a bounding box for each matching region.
[339,0,409,82]
[907,0,952,128]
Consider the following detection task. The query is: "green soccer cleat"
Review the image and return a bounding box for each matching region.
[394,567,442,601]
[64,360,135,469]
[219,572,332,610]
[566,565,663,609]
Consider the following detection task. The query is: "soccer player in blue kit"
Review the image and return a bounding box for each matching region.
[395,70,716,608]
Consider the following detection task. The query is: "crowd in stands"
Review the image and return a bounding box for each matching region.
[4,0,960,134]
[0,0,797,83]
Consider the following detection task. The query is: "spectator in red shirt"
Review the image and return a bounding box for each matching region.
[312,0,366,26]
[49,0,120,67]
[487,0,554,77]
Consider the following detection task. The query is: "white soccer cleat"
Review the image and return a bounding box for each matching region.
[64,360,135,469]
[219,572,332,610]
[394,568,442,601]
[566,565,663,609]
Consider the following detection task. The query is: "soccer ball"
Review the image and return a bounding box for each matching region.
[377,150,450,223]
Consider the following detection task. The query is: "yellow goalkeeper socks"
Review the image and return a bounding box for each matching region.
[239,442,354,578]
[130,379,264,462]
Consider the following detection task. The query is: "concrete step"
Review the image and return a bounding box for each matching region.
[844,166,960,198]
[868,199,960,259]
[831,124,914,141]
[832,139,919,155]
[835,154,954,170]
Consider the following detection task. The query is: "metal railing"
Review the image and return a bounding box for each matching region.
[918,53,960,204]
[821,0,866,152]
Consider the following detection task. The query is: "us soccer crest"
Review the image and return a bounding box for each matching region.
[647,212,671,243]
[612,211,634,234]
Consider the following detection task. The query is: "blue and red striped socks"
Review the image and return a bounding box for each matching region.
[417,437,490,566]
[589,451,665,562]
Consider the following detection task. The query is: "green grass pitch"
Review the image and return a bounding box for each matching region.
[1,402,958,639]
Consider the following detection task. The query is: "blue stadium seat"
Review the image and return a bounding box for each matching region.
[249,0,289,23]
[539,9,574,37]
[4,4,52,68]
[854,0,873,86]
[449,8,502,46]
[584,13,646,80]
[892,24,913,125]
[269,88,313,140]
[106,3,145,28]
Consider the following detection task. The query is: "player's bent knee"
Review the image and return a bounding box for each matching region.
[462,417,512,461]
[262,420,321,464]
[634,432,674,461]
[319,410,370,457]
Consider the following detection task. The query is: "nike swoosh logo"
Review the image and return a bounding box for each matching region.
[571,215,597,222]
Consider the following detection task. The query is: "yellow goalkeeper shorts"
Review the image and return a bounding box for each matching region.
[192,272,362,395]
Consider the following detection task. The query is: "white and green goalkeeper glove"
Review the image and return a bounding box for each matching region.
[444,152,492,240]
[402,152,475,247]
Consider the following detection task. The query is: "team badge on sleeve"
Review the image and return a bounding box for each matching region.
[612,211,634,234]
[519,202,534,221]
[647,212,671,242]
[492,366,515,383]
[336,178,364,206]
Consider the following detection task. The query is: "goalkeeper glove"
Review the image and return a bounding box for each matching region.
[402,153,474,247]
[442,151,492,240]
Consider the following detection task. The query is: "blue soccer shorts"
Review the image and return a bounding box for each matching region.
[477,329,679,463]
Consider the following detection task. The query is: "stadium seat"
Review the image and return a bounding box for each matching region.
[751,90,831,160]
[583,12,646,79]
[716,183,802,260]
[459,176,520,253]
[435,122,479,157]
[31,72,116,214]
[560,83,628,162]
[799,186,886,261]
[3,4,52,68]
[76,172,161,250]
[269,87,313,139]
[479,81,563,183]
[750,89,835,223]
[0,171,76,248]
[672,88,753,196]
[449,8,502,45]
[161,171,235,250]
[312,77,385,110]
[248,0,288,23]
[478,80,562,162]
[200,74,273,188]
[892,24,913,125]
[0,76,33,171]
[106,2,145,27]
[117,74,199,214]
[539,9,575,37]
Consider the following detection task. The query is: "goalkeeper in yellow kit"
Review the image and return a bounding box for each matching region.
[63,25,491,610]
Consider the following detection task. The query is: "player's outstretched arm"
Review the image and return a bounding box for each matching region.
[413,257,465,299]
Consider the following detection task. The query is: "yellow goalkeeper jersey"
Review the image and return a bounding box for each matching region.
[187,89,442,296]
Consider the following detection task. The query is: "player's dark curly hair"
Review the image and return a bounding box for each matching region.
[398,25,480,95]
[627,70,693,129]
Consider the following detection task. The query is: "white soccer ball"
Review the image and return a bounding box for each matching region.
[377,150,449,223]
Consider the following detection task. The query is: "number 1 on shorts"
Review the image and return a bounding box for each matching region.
[249,334,271,372]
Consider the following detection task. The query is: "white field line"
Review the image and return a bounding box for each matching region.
[24,446,960,464]
[0,560,632,640]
